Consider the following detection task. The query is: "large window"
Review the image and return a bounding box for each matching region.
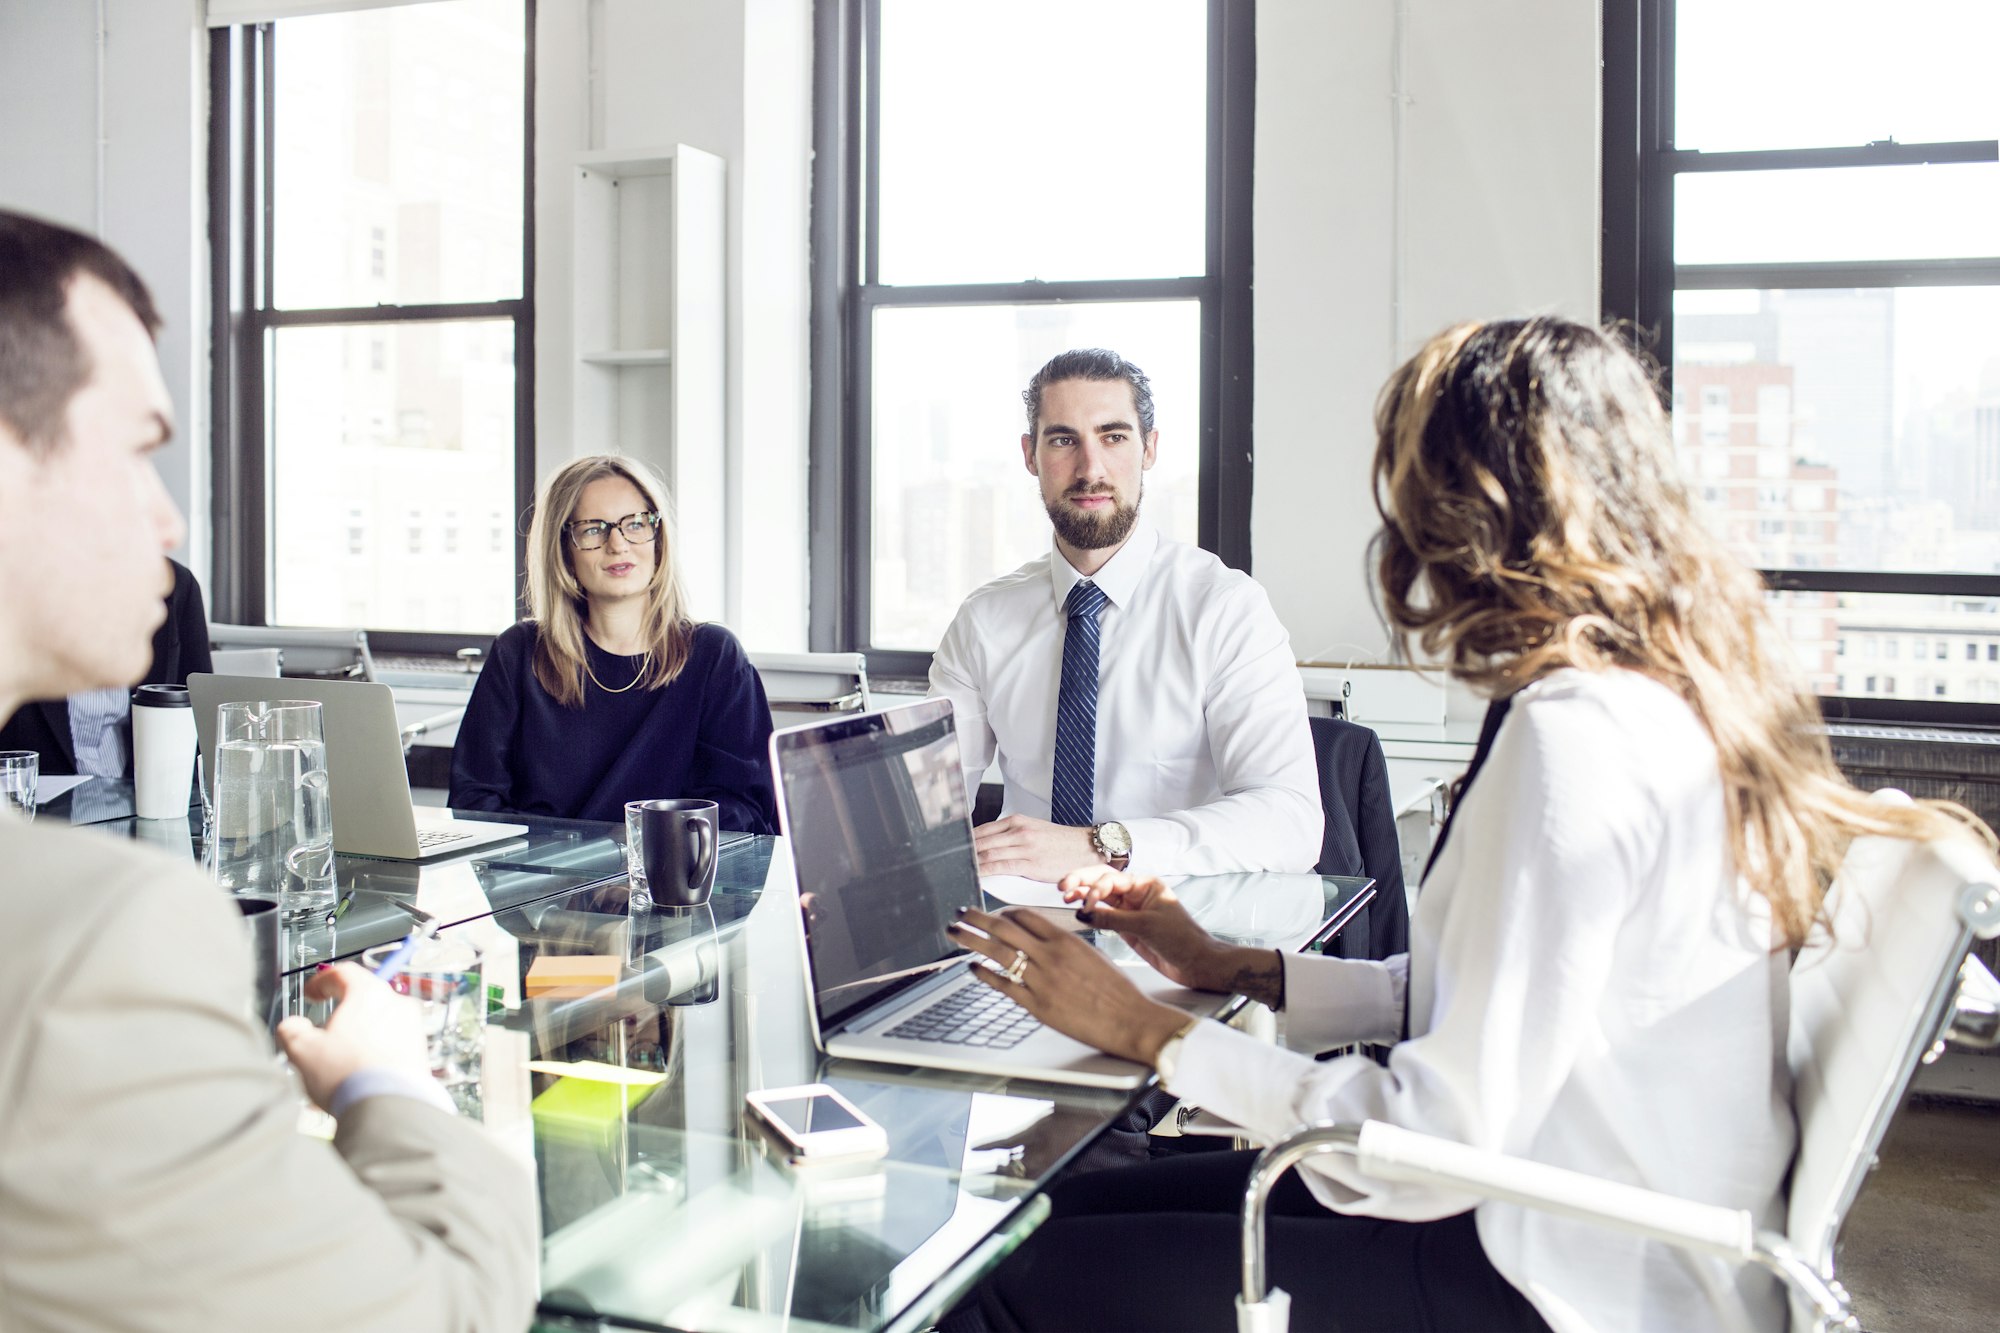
[1606,0,2000,720]
[810,0,1254,671]
[211,0,532,642]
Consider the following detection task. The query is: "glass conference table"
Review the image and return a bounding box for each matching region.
[49,776,672,976]
[66,783,1375,1333]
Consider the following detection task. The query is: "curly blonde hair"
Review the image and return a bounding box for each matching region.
[1371,316,1988,947]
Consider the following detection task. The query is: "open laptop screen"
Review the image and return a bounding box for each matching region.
[773,699,980,1033]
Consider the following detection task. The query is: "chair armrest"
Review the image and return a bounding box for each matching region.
[399,707,467,753]
[1355,1121,1755,1258]
[1237,1122,1856,1333]
[1945,953,2000,1049]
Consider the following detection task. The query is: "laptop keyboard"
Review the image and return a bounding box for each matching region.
[883,981,1041,1049]
[415,827,476,849]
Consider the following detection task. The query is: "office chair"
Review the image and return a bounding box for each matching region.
[1307,715,1408,960]
[208,646,283,678]
[747,651,870,726]
[1234,792,2000,1333]
[1394,776,1447,908]
[209,623,376,680]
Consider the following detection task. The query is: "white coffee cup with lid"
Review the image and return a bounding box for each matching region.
[132,683,197,819]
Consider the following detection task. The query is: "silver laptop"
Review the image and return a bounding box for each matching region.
[188,673,529,861]
[771,697,1224,1090]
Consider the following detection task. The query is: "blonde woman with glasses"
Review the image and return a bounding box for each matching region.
[450,454,777,833]
[937,317,1988,1333]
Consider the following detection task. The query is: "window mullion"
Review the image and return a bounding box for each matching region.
[1678,258,2000,292]
[859,276,1213,309]
[1666,138,1999,175]
[1765,571,2000,599]
[265,299,526,327]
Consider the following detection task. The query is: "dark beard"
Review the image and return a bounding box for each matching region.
[1046,487,1142,551]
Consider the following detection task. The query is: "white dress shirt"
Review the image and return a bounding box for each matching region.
[929,520,1322,876]
[1166,669,1795,1333]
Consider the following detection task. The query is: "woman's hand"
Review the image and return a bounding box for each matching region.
[948,907,1189,1066]
[1058,867,1288,1010]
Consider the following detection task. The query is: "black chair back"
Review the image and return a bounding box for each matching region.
[1308,715,1409,960]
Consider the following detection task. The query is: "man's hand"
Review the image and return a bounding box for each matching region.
[1060,866,1287,1009]
[275,962,434,1112]
[948,907,1189,1065]
[973,814,1101,882]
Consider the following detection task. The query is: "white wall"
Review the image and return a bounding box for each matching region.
[535,0,811,646]
[0,0,209,581]
[1252,0,1601,663]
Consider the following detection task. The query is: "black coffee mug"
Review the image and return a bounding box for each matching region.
[235,895,283,1032]
[625,798,719,908]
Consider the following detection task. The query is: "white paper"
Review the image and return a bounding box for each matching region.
[34,774,91,805]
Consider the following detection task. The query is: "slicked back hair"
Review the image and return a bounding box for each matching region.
[0,210,162,451]
[1022,348,1156,439]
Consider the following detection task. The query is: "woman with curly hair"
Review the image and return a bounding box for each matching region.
[939,317,1985,1332]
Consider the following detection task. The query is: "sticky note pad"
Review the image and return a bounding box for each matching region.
[525,953,622,998]
[531,1074,655,1152]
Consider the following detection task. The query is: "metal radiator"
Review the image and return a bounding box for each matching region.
[1828,723,2000,993]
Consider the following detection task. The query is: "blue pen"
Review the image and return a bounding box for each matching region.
[371,917,442,984]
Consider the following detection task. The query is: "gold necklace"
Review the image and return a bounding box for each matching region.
[586,650,651,695]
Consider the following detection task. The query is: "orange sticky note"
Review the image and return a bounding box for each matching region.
[524,953,622,999]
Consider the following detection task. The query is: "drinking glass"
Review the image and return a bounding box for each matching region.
[212,700,335,920]
[0,751,37,819]
[363,936,484,1116]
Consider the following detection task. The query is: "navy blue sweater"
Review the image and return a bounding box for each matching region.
[448,621,778,834]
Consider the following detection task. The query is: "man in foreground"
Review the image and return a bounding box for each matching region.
[0,210,536,1329]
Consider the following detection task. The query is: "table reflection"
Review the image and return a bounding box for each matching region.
[452,846,1372,1332]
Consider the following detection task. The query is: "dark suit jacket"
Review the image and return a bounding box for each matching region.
[1308,714,1410,960]
[0,557,212,776]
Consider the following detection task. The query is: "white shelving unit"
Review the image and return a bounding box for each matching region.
[571,143,726,616]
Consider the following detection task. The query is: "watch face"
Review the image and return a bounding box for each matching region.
[1098,821,1132,857]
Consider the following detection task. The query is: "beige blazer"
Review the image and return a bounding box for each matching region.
[0,815,538,1331]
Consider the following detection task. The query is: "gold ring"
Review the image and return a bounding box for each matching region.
[1003,950,1029,985]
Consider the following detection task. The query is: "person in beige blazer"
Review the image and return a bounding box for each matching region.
[0,211,538,1330]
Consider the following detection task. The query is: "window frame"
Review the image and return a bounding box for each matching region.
[808,0,1257,677]
[206,4,537,654]
[1603,0,2000,726]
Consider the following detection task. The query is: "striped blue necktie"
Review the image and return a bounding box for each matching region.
[1050,580,1108,828]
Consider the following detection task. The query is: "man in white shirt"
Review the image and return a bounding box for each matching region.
[930,348,1321,881]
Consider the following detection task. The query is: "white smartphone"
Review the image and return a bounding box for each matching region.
[744,1083,888,1162]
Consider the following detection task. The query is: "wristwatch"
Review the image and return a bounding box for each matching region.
[1153,1015,1202,1083]
[1090,820,1132,870]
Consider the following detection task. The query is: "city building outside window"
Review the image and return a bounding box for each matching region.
[1606,0,2000,721]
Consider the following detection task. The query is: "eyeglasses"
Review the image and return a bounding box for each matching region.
[565,511,661,550]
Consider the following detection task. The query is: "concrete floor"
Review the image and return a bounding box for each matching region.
[1837,1095,2000,1332]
